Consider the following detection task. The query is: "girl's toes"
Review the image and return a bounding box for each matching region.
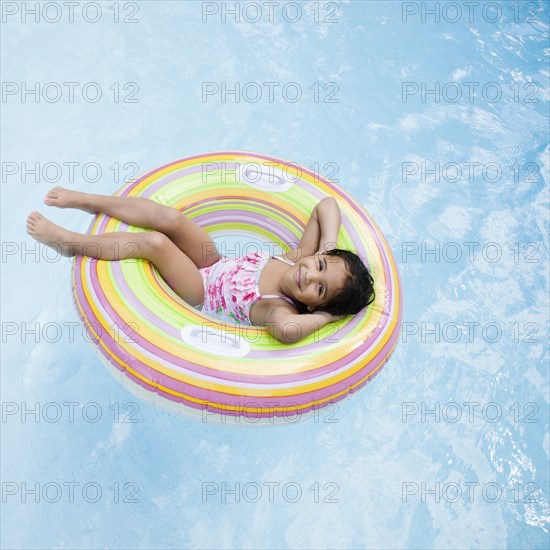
[45,187,69,207]
[45,188,58,202]
[27,211,41,225]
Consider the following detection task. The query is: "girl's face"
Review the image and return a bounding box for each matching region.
[289,252,348,312]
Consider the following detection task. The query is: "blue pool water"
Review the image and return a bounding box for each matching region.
[1,1,548,548]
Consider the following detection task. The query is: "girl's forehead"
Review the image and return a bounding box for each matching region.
[322,254,344,265]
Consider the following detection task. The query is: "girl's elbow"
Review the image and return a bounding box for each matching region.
[265,310,300,345]
[318,196,337,209]
[266,324,293,345]
[276,334,295,345]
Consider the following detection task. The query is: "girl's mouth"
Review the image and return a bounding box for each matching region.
[296,267,301,289]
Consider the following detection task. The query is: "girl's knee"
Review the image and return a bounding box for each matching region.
[157,206,184,233]
[141,231,172,257]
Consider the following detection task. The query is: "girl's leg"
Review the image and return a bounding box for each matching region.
[26,211,205,306]
[44,187,221,269]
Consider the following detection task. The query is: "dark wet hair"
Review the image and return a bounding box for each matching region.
[292,249,376,316]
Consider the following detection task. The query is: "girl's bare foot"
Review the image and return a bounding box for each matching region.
[44,186,98,214]
[26,211,77,257]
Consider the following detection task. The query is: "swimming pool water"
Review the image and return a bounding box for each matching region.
[1,1,548,548]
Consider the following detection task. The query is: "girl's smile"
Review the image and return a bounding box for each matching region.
[284,253,348,311]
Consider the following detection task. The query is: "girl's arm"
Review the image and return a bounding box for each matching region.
[289,197,342,261]
[266,307,346,345]
[316,197,342,253]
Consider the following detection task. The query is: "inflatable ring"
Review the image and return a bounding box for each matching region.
[72,152,403,424]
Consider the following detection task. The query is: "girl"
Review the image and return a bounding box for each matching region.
[26,188,375,344]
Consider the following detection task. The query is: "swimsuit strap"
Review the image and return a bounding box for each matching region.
[259,294,295,306]
[272,254,295,266]
[256,255,296,307]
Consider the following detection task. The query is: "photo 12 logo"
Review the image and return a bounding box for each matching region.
[401,401,540,424]
[2,401,140,424]
[1,2,140,24]
[201,81,339,104]
[200,160,339,184]
[201,1,340,24]
[2,82,139,104]
[201,481,339,503]
[401,321,541,344]
[402,481,541,504]
[401,241,540,264]
[201,400,339,424]
[1,161,139,184]
[401,2,542,24]
[401,161,541,186]
[401,81,540,104]
[2,481,139,503]
[2,241,144,265]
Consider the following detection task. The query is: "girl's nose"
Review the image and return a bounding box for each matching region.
[307,271,318,285]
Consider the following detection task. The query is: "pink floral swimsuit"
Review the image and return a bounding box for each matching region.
[197,251,295,325]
